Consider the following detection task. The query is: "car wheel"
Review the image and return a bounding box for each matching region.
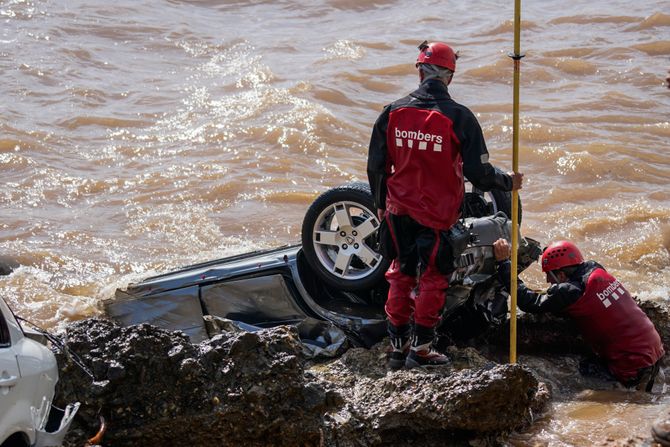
[0,432,31,447]
[301,182,390,291]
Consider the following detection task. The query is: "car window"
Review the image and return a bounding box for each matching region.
[0,309,10,347]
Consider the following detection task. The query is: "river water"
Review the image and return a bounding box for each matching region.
[1,0,669,444]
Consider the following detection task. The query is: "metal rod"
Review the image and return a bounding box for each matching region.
[509,0,522,364]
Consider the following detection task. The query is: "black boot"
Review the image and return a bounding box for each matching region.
[387,323,410,370]
[405,324,450,369]
[634,360,663,392]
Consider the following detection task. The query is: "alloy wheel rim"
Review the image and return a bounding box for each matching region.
[311,200,382,280]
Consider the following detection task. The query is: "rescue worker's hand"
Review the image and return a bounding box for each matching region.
[508,171,524,190]
[377,209,385,222]
[493,238,511,261]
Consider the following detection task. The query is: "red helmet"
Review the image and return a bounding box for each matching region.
[416,41,458,72]
[540,241,584,272]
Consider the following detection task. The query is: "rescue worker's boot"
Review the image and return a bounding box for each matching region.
[634,359,663,392]
[387,323,410,370]
[405,324,450,369]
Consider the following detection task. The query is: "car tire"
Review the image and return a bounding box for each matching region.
[0,432,30,447]
[301,182,390,291]
[469,188,522,224]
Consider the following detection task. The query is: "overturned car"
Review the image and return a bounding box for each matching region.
[108,182,541,349]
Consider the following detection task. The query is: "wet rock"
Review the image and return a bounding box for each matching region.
[56,319,549,447]
[594,406,670,446]
[596,436,651,446]
[637,298,670,351]
[310,343,549,446]
[0,255,18,276]
[478,298,669,368]
[57,318,324,446]
[469,312,588,358]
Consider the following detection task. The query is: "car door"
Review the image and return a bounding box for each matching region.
[0,302,28,445]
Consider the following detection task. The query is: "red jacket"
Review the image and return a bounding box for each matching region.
[566,267,664,382]
[367,80,512,230]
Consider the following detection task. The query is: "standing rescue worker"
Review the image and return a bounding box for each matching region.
[494,238,665,390]
[367,41,523,369]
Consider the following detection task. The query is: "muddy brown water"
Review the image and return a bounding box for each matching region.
[1,0,669,444]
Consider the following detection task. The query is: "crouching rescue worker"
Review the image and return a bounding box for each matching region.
[367,41,523,369]
[493,238,665,390]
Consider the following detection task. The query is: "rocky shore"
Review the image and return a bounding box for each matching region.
[54,299,668,447]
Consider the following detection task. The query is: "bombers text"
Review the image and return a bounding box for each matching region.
[394,128,443,144]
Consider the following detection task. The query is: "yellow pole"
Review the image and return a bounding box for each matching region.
[509,0,523,364]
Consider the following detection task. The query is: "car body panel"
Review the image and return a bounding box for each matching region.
[123,245,300,298]
[0,297,78,447]
[1,297,42,445]
[109,285,209,342]
[32,400,80,447]
[108,245,388,347]
[0,345,29,445]
[201,274,310,327]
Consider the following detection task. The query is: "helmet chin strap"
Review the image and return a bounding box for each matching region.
[548,270,560,283]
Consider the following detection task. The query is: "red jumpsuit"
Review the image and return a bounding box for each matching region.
[367,79,512,329]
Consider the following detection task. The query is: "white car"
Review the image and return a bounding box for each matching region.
[0,297,79,447]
